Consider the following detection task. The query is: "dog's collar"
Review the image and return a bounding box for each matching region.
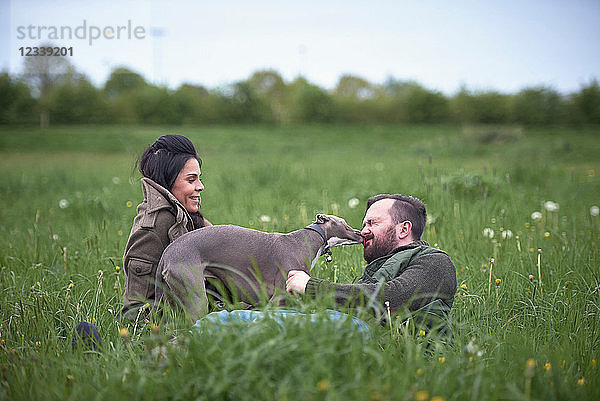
[304,223,327,244]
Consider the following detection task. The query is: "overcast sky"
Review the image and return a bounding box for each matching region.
[1,0,599,95]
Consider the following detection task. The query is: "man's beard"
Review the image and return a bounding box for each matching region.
[363,224,397,263]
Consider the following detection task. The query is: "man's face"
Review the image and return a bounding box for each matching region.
[361,199,399,263]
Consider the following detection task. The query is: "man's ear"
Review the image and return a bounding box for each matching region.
[397,221,412,239]
[316,214,329,224]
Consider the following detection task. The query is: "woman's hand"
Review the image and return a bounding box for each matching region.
[286,270,311,294]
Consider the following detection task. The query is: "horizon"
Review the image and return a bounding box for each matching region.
[1,0,599,96]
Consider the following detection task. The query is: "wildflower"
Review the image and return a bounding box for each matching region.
[415,390,429,401]
[58,199,70,209]
[151,324,160,334]
[531,211,542,220]
[35,341,41,346]
[431,397,445,401]
[544,201,559,212]
[348,197,359,209]
[0,339,4,345]
[419,330,426,336]
[117,230,123,236]
[591,206,599,216]
[119,327,129,337]
[524,222,530,228]
[259,215,271,223]
[528,274,534,281]
[491,218,496,224]
[544,363,551,371]
[460,283,467,290]
[416,368,423,376]
[482,228,494,239]
[577,378,584,386]
[68,283,74,289]
[438,356,446,364]
[317,380,329,392]
[97,270,103,276]
[495,278,501,286]
[52,234,59,241]
[126,201,133,208]
[115,266,120,272]
[544,232,550,237]
[529,248,534,253]
[501,229,513,239]
[112,177,121,184]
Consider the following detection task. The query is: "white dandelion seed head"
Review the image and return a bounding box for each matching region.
[58,199,69,209]
[52,234,59,241]
[259,215,271,223]
[501,230,513,239]
[544,201,559,212]
[483,227,494,239]
[348,198,360,209]
[531,211,542,220]
[591,205,599,216]
[112,177,121,185]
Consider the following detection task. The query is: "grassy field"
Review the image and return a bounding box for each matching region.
[0,124,599,400]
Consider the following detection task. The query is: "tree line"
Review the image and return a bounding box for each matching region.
[1,62,599,126]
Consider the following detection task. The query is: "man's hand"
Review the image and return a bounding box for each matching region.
[286,270,311,294]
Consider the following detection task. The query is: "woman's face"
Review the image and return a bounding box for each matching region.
[171,158,204,213]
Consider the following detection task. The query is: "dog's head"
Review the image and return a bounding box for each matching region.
[315,214,363,248]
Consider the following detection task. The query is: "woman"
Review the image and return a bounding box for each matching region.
[121,134,211,321]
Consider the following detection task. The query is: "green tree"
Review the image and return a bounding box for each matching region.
[511,86,564,125]
[572,80,600,124]
[48,75,109,123]
[288,77,334,123]
[0,72,37,124]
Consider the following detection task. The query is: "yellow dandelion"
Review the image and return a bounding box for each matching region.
[97,269,103,276]
[36,281,40,286]
[526,359,535,369]
[460,283,467,290]
[115,266,120,272]
[317,379,330,392]
[577,378,584,386]
[416,368,423,376]
[544,363,551,371]
[415,390,429,401]
[495,278,501,286]
[419,329,426,336]
[528,274,534,281]
[68,283,74,289]
[525,222,530,228]
[126,201,133,208]
[544,232,550,237]
[529,247,534,253]
[119,327,129,337]
[117,230,123,236]
[438,356,446,364]
[469,356,473,362]
[431,397,445,401]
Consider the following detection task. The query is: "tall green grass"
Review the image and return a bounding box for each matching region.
[0,125,598,400]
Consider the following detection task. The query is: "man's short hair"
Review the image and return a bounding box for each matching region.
[366,194,427,240]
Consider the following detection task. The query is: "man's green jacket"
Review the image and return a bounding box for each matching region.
[304,240,457,323]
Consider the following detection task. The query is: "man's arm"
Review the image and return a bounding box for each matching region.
[287,253,456,313]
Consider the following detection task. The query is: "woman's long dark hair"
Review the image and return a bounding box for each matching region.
[139,134,206,228]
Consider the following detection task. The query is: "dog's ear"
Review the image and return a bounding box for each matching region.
[316,214,329,224]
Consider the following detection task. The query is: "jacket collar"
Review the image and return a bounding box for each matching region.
[366,240,430,266]
[141,177,185,214]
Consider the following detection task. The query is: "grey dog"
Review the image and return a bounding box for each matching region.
[154,214,363,319]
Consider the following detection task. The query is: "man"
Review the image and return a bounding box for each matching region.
[286,194,457,329]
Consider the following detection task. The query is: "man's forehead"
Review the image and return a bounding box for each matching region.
[364,198,395,220]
